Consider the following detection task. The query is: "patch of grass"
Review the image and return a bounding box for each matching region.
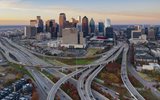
[138,72,153,82]
[97,62,122,84]
[86,48,102,57]
[43,58,66,66]
[56,58,96,65]
[40,70,59,83]
[61,82,80,100]
[105,84,131,99]
[158,87,160,91]
[128,75,144,88]
[8,62,32,78]
[92,83,113,99]
[39,54,97,65]
[127,71,144,88]
[3,78,19,87]
[96,61,132,99]
[139,89,159,100]
[74,59,92,65]
[141,70,160,82]
[34,50,99,65]
[115,53,122,64]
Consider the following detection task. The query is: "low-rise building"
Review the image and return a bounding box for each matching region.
[36,32,51,40]
[129,30,148,44]
[142,65,154,70]
[151,48,160,58]
[134,45,149,52]
[47,40,61,48]
[134,51,158,65]
[137,63,160,71]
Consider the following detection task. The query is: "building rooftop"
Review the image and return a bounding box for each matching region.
[135,49,156,60]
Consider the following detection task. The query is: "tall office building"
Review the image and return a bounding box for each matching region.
[24,26,31,38]
[154,26,160,40]
[105,27,114,38]
[77,16,81,23]
[82,16,89,37]
[45,20,50,32]
[126,27,135,39]
[30,20,37,27]
[51,20,58,39]
[26,20,37,38]
[77,22,82,32]
[98,22,104,33]
[105,18,111,28]
[154,27,160,40]
[131,30,142,39]
[59,13,66,37]
[65,18,78,28]
[148,27,156,40]
[134,25,141,30]
[24,26,37,39]
[36,16,44,33]
[76,16,82,32]
[104,18,114,39]
[89,18,95,33]
[45,20,58,39]
[61,28,84,48]
[71,18,78,27]
[144,27,148,35]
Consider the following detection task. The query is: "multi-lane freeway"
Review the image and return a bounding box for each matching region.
[127,48,160,99]
[27,67,72,100]
[0,37,51,67]
[121,44,145,100]
[77,43,123,100]
[46,43,123,100]
[77,66,96,100]
[0,37,125,100]
[47,67,87,100]
[1,37,152,100]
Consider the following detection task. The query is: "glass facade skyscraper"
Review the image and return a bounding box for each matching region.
[155,27,160,40]
[105,18,111,28]
[89,18,95,33]
[59,13,66,37]
[82,16,89,37]
[37,16,44,33]
[45,20,58,39]
[105,27,114,38]
[98,22,104,33]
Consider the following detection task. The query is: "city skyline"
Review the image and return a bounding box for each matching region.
[0,0,160,25]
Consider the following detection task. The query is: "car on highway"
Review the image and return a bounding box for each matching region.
[115,92,120,95]
[90,95,93,98]
[44,86,47,90]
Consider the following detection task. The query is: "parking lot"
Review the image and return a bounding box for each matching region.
[0,78,32,100]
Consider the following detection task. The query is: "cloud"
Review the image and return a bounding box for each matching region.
[0,0,22,8]
[0,0,159,19]
[0,0,76,14]
[0,0,159,25]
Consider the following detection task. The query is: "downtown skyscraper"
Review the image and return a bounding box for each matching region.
[82,16,89,37]
[89,18,95,34]
[37,16,44,33]
[105,18,114,39]
[59,13,66,37]
[46,19,58,39]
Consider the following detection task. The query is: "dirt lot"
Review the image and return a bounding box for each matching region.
[0,65,17,88]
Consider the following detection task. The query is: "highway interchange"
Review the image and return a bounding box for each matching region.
[0,37,160,100]
[120,44,145,100]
